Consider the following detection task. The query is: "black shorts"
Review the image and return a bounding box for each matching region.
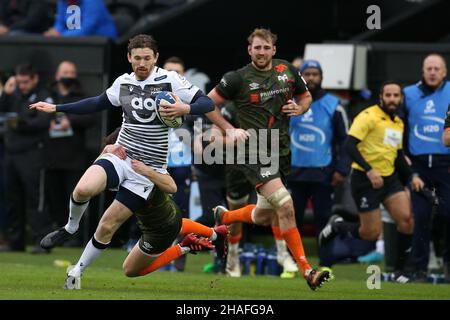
[234,155,291,189]
[225,165,253,201]
[351,170,404,213]
[138,212,182,255]
[137,191,183,255]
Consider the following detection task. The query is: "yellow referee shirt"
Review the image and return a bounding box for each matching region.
[348,105,403,176]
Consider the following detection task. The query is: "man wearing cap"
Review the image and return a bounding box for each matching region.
[288,60,352,269]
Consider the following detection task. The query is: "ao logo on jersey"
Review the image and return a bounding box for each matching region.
[130,96,157,123]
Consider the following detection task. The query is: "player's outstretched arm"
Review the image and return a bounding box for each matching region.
[29,101,56,113]
[30,92,114,114]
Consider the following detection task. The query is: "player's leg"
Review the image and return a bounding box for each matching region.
[320,170,381,245]
[64,199,134,289]
[258,178,310,271]
[383,190,414,275]
[279,180,310,275]
[40,159,116,249]
[180,218,228,245]
[225,195,248,277]
[272,215,299,276]
[310,183,334,268]
[67,159,117,233]
[222,167,254,276]
[65,184,147,289]
[358,209,382,240]
[258,178,330,289]
[123,234,214,277]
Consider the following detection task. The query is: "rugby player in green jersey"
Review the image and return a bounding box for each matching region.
[208,28,330,290]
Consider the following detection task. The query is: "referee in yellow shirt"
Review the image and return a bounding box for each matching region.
[319,81,424,281]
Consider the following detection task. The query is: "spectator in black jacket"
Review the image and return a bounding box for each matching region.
[45,61,96,246]
[0,64,52,253]
[0,0,50,35]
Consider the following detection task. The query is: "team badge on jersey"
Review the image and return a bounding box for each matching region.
[275,64,287,73]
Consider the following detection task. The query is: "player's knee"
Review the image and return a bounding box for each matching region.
[73,183,94,201]
[397,217,414,234]
[96,220,117,240]
[256,212,273,226]
[277,201,295,223]
[359,227,380,241]
[122,261,139,277]
[265,187,293,221]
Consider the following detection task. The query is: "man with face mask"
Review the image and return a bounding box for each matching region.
[319,81,424,281]
[401,54,450,282]
[45,61,96,246]
[288,60,351,272]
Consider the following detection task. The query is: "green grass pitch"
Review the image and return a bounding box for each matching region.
[0,240,449,300]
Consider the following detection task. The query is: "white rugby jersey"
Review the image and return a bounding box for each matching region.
[106,67,199,170]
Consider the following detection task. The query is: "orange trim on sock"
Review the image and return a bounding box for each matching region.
[271,226,282,240]
[139,245,183,276]
[228,234,242,245]
[223,204,256,225]
[281,227,311,275]
[181,218,213,238]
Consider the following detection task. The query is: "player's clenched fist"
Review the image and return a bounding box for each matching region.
[29,101,56,113]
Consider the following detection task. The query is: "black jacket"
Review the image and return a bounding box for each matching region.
[45,84,97,170]
[0,86,51,154]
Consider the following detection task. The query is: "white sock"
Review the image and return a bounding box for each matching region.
[210,230,217,241]
[74,235,110,274]
[65,196,90,234]
[179,245,190,255]
[275,239,287,256]
[376,239,384,254]
[229,242,239,254]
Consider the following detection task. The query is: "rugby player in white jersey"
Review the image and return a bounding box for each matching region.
[30,34,236,288]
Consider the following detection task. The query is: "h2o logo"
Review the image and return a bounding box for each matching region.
[130,97,157,123]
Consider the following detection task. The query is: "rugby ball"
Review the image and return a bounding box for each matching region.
[155,91,184,128]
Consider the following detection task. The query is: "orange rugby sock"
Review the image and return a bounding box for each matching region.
[228,234,242,245]
[139,245,183,276]
[281,227,311,275]
[271,226,282,240]
[223,204,256,225]
[181,218,213,238]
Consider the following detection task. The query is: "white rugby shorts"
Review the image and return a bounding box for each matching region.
[96,153,157,199]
